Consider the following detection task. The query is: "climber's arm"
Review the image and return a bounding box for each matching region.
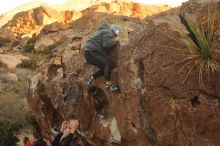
[60,133,74,146]
[52,121,69,146]
[52,131,63,146]
[102,30,117,49]
[61,120,79,146]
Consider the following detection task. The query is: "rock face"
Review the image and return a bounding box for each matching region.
[27,1,220,146]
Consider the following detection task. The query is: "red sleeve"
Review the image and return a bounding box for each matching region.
[27,141,33,146]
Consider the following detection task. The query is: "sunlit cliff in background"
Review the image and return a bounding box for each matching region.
[0,0,171,39]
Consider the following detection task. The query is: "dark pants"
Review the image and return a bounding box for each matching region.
[85,50,116,81]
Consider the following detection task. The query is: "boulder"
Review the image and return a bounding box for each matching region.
[27,1,220,146]
[34,27,74,53]
[27,15,146,144]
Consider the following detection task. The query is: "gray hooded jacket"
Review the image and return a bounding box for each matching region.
[84,24,117,53]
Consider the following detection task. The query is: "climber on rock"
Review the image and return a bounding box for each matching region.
[34,120,79,146]
[83,24,122,92]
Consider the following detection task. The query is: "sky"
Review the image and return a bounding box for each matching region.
[0,0,188,15]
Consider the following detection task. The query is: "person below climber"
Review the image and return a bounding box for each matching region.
[83,24,122,92]
[34,120,79,146]
[23,136,34,146]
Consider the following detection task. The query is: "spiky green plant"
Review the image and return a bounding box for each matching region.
[179,0,219,86]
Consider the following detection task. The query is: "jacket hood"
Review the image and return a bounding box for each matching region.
[98,24,110,30]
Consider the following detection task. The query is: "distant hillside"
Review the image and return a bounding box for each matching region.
[0,0,131,28]
[0,0,171,39]
[0,2,44,28]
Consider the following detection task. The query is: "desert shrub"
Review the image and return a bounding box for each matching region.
[0,70,31,146]
[10,40,20,48]
[19,54,45,70]
[0,95,28,126]
[0,68,31,136]
[179,0,219,86]
[42,43,58,55]
[0,37,10,47]
[0,69,30,99]
[23,44,34,52]
[41,38,65,55]
[0,72,15,83]
[20,59,37,70]
[0,117,20,146]
[23,37,37,53]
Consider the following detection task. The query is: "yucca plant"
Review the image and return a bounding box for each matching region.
[179,0,219,87]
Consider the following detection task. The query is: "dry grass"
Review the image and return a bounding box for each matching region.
[0,69,32,126]
[0,68,35,145]
[0,96,28,125]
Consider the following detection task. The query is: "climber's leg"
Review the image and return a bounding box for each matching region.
[85,50,119,92]
[105,81,120,92]
[103,59,116,81]
[99,58,119,92]
[92,69,104,79]
[84,50,106,88]
[104,62,119,92]
[85,50,106,78]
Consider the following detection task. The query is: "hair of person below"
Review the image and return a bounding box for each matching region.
[34,137,47,146]
[23,136,30,144]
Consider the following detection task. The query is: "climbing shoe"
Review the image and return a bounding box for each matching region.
[106,83,120,92]
[84,75,96,91]
[84,75,93,86]
[84,75,93,83]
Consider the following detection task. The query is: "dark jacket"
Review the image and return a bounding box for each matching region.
[52,131,74,146]
[84,24,117,53]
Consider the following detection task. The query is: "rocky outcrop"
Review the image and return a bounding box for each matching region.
[0,1,171,40]
[27,14,147,145]
[27,0,220,146]
[82,2,171,19]
[0,6,77,39]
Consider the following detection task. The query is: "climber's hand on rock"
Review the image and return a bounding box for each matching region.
[60,121,69,132]
[115,37,120,42]
[70,119,79,134]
